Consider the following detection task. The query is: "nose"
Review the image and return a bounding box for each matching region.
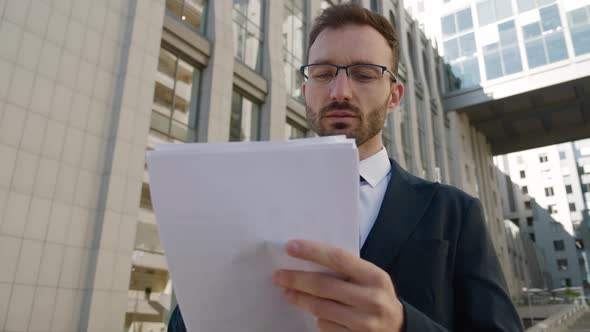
[329,69,352,102]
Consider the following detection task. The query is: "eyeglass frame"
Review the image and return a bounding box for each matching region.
[299,63,399,84]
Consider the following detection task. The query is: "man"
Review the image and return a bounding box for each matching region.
[169,3,523,331]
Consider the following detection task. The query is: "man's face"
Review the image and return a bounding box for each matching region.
[303,24,403,146]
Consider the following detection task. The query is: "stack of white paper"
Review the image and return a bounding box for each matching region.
[146,136,360,332]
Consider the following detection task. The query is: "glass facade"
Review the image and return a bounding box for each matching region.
[233,0,265,71]
[165,0,207,33]
[516,0,556,13]
[568,5,590,56]
[522,4,568,69]
[283,0,306,100]
[151,48,202,143]
[477,0,514,26]
[230,90,261,141]
[482,20,523,79]
[441,8,481,89]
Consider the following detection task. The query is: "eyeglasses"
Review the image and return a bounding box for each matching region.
[299,64,398,84]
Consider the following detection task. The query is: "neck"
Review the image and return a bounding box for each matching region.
[357,134,383,161]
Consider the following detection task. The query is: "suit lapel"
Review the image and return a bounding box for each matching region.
[360,159,437,270]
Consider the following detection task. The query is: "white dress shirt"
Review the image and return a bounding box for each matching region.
[358,148,392,248]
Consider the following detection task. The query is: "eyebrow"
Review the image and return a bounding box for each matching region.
[309,59,383,66]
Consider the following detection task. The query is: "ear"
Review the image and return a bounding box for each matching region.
[387,82,404,113]
[302,81,307,100]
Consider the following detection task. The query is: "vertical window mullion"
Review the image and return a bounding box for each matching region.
[168,56,180,139]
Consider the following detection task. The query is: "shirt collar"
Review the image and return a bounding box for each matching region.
[359,148,391,188]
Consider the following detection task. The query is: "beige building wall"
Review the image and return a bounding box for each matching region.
[0,0,164,330]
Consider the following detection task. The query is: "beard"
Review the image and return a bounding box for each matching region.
[305,96,389,146]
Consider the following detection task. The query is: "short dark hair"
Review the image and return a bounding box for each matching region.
[307,3,401,74]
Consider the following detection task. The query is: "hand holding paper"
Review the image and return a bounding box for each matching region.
[273,239,404,332]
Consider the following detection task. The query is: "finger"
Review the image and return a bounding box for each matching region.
[317,319,351,332]
[283,289,369,330]
[273,270,374,307]
[285,239,388,286]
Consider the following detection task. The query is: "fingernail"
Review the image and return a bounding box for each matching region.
[286,241,299,254]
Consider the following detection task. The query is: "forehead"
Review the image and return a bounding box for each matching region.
[308,24,393,66]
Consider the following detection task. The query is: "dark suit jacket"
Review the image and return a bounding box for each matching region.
[168,159,523,331]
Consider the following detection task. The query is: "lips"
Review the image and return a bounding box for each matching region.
[325,110,356,118]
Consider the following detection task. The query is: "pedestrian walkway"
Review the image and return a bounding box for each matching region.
[568,312,590,331]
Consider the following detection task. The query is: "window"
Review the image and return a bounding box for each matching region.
[548,204,557,214]
[553,240,565,251]
[283,0,306,100]
[529,233,536,242]
[559,150,566,159]
[570,203,577,212]
[165,0,207,33]
[516,0,556,13]
[522,4,568,69]
[230,90,261,142]
[525,201,532,209]
[151,48,201,143]
[566,184,573,194]
[561,278,572,287]
[233,0,265,71]
[557,258,568,271]
[583,183,590,193]
[522,186,528,194]
[442,8,480,90]
[576,239,585,249]
[568,5,590,55]
[285,119,307,140]
[539,154,548,163]
[477,0,513,26]
[527,217,534,226]
[545,187,554,196]
[482,20,523,80]
[520,170,526,178]
[442,8,473,37]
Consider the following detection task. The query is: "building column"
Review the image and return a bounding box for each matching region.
[197,0,234,143]
[79,1,165,331]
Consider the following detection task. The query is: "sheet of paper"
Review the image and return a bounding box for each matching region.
[146,137,359,332]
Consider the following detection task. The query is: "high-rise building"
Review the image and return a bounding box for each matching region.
[495,139,590,293]
[0,0,528,330]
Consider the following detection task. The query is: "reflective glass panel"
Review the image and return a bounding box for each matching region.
[477,0,495,26]
[502,46,523,74]
[457,9,473,31]
[517,0,535,12]
[523,22,541,39]
[443,39,460,61]
[484,51,503,79]
[499,20,518,45]
[525,39,547,68]
[165,0,207,33]
[462,58,481,86]
[495,0,513,20]
[460,33,476,56]
[540,4,561,31]
[545,32,568,62]
[230,90,261,142]
[442,14,456,36]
